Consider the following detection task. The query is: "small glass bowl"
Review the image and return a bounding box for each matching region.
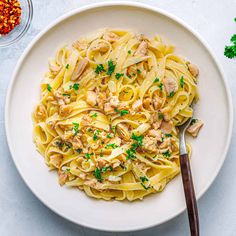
[0,0,33,47]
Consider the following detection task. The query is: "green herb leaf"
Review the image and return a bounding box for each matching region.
[224,45,236,59]
[162,150,171,158]
[101,166,113,172]
[190,118,198,125]
[94,168,103,182]
[73,83,80,90]
[107,60,116,76]
[47,84,52,92]
[87,128,93,132]
[90,112,98,118]
[115,73,124,80]
[126,148,136,160]
[85,153,92,160]
[158,113,164,119]
[128,50,131,54]
[141,183,151,190]
[105,143,118,149]
[75,148,82,154]
[120,109,129,116]
[66,64,69,69]
[131,133,144,147]
[180,76,184,88]
[140,176,149,183]
[95,64,106,74]
[137,69,141,74]
[154,77,159,83]
[168,91,175,98]
[165,133,172,137]
[72,122,79,135]
[106,133,112,138]
[158,83,163,91]
[231,34,236,44]
[62,93,70,97]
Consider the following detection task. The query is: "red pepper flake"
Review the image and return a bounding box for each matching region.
[0,0,21,36]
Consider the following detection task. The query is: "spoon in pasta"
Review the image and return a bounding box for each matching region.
[178,112,199,236]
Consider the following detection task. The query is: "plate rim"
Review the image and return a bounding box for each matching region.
[4,1,234,232]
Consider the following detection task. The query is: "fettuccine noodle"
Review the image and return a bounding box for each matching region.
[32,29,202,201]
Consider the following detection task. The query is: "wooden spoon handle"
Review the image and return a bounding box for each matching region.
[180,153,200,236]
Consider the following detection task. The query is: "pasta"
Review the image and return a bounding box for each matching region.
[32,29,202,201]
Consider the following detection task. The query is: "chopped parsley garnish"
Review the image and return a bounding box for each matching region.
[180,76,184,88]
[131,133,144,147]
[120,109,129,116]
[106,133,112,138]
[65,168,70,173]
[90,112,98,118]
[93,133,98,141]
[158,83,163,91]
[75,148,82,154]
[111,125,116,135]
[85,153,92,160]
[126,148,136,160]
[95,64,106,74]
[158,113,164,119]
[165,133,172,137]
[154,77,159,83]
[101,166,113,172]
[94,168,103,182]
[137,69,141,74]
[107,60,116,76]
[141,183,151,190]
[190,118,198,125]
[162,150,171,158]
[47,84,52,92]
[66,64,69,69]
[70,83,80,90]
[128,50,131,54]
[115,73,124,80]
[62,93,70,97]
[72,122,79,135]
[168,91,175,98]
[87,128,93,132]
[140,176,149,183]
[105,143,118,149]
[224,19,236,59]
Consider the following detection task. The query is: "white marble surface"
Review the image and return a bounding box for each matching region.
[0,0,236,235]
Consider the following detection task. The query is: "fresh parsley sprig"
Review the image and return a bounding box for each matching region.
[224,18,236,59]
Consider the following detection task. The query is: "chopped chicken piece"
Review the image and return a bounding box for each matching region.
[143,97,153,110]
[71,59,88,81]
[153,96,162,110]
[187,119,203,137]
[159,138,171,149]
[97,158,108,169]
[188,63,199,77]
[92,42,109,53]
[58,171,68,186]
[49,62,61,75]
[63,130,74,141]
[109,96,119,107]
[142,136,158,153]
[86,91,97,106]
[97,91,107,109]
[127,65,137,77]
[84,179,103,190]
[54,91,70,105]
[134,41,148,56]
[160,120,174,134]
[163,77,178,95]
[103,31,119,43]
[59,105,73,117]
[111,160,121,169]
[78,173,86,180]
[148,129,162,139]
[104,103,115,114]
[72,136,83,149]
[80,115,92,127]
[49,154,63,168]
[35,104,47,120]
[108,175,121,182]
[132,99,142,111]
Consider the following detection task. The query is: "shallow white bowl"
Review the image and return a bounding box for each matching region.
[5,1,233,232]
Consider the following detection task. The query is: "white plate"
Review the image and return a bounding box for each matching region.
[5,1,233,232]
